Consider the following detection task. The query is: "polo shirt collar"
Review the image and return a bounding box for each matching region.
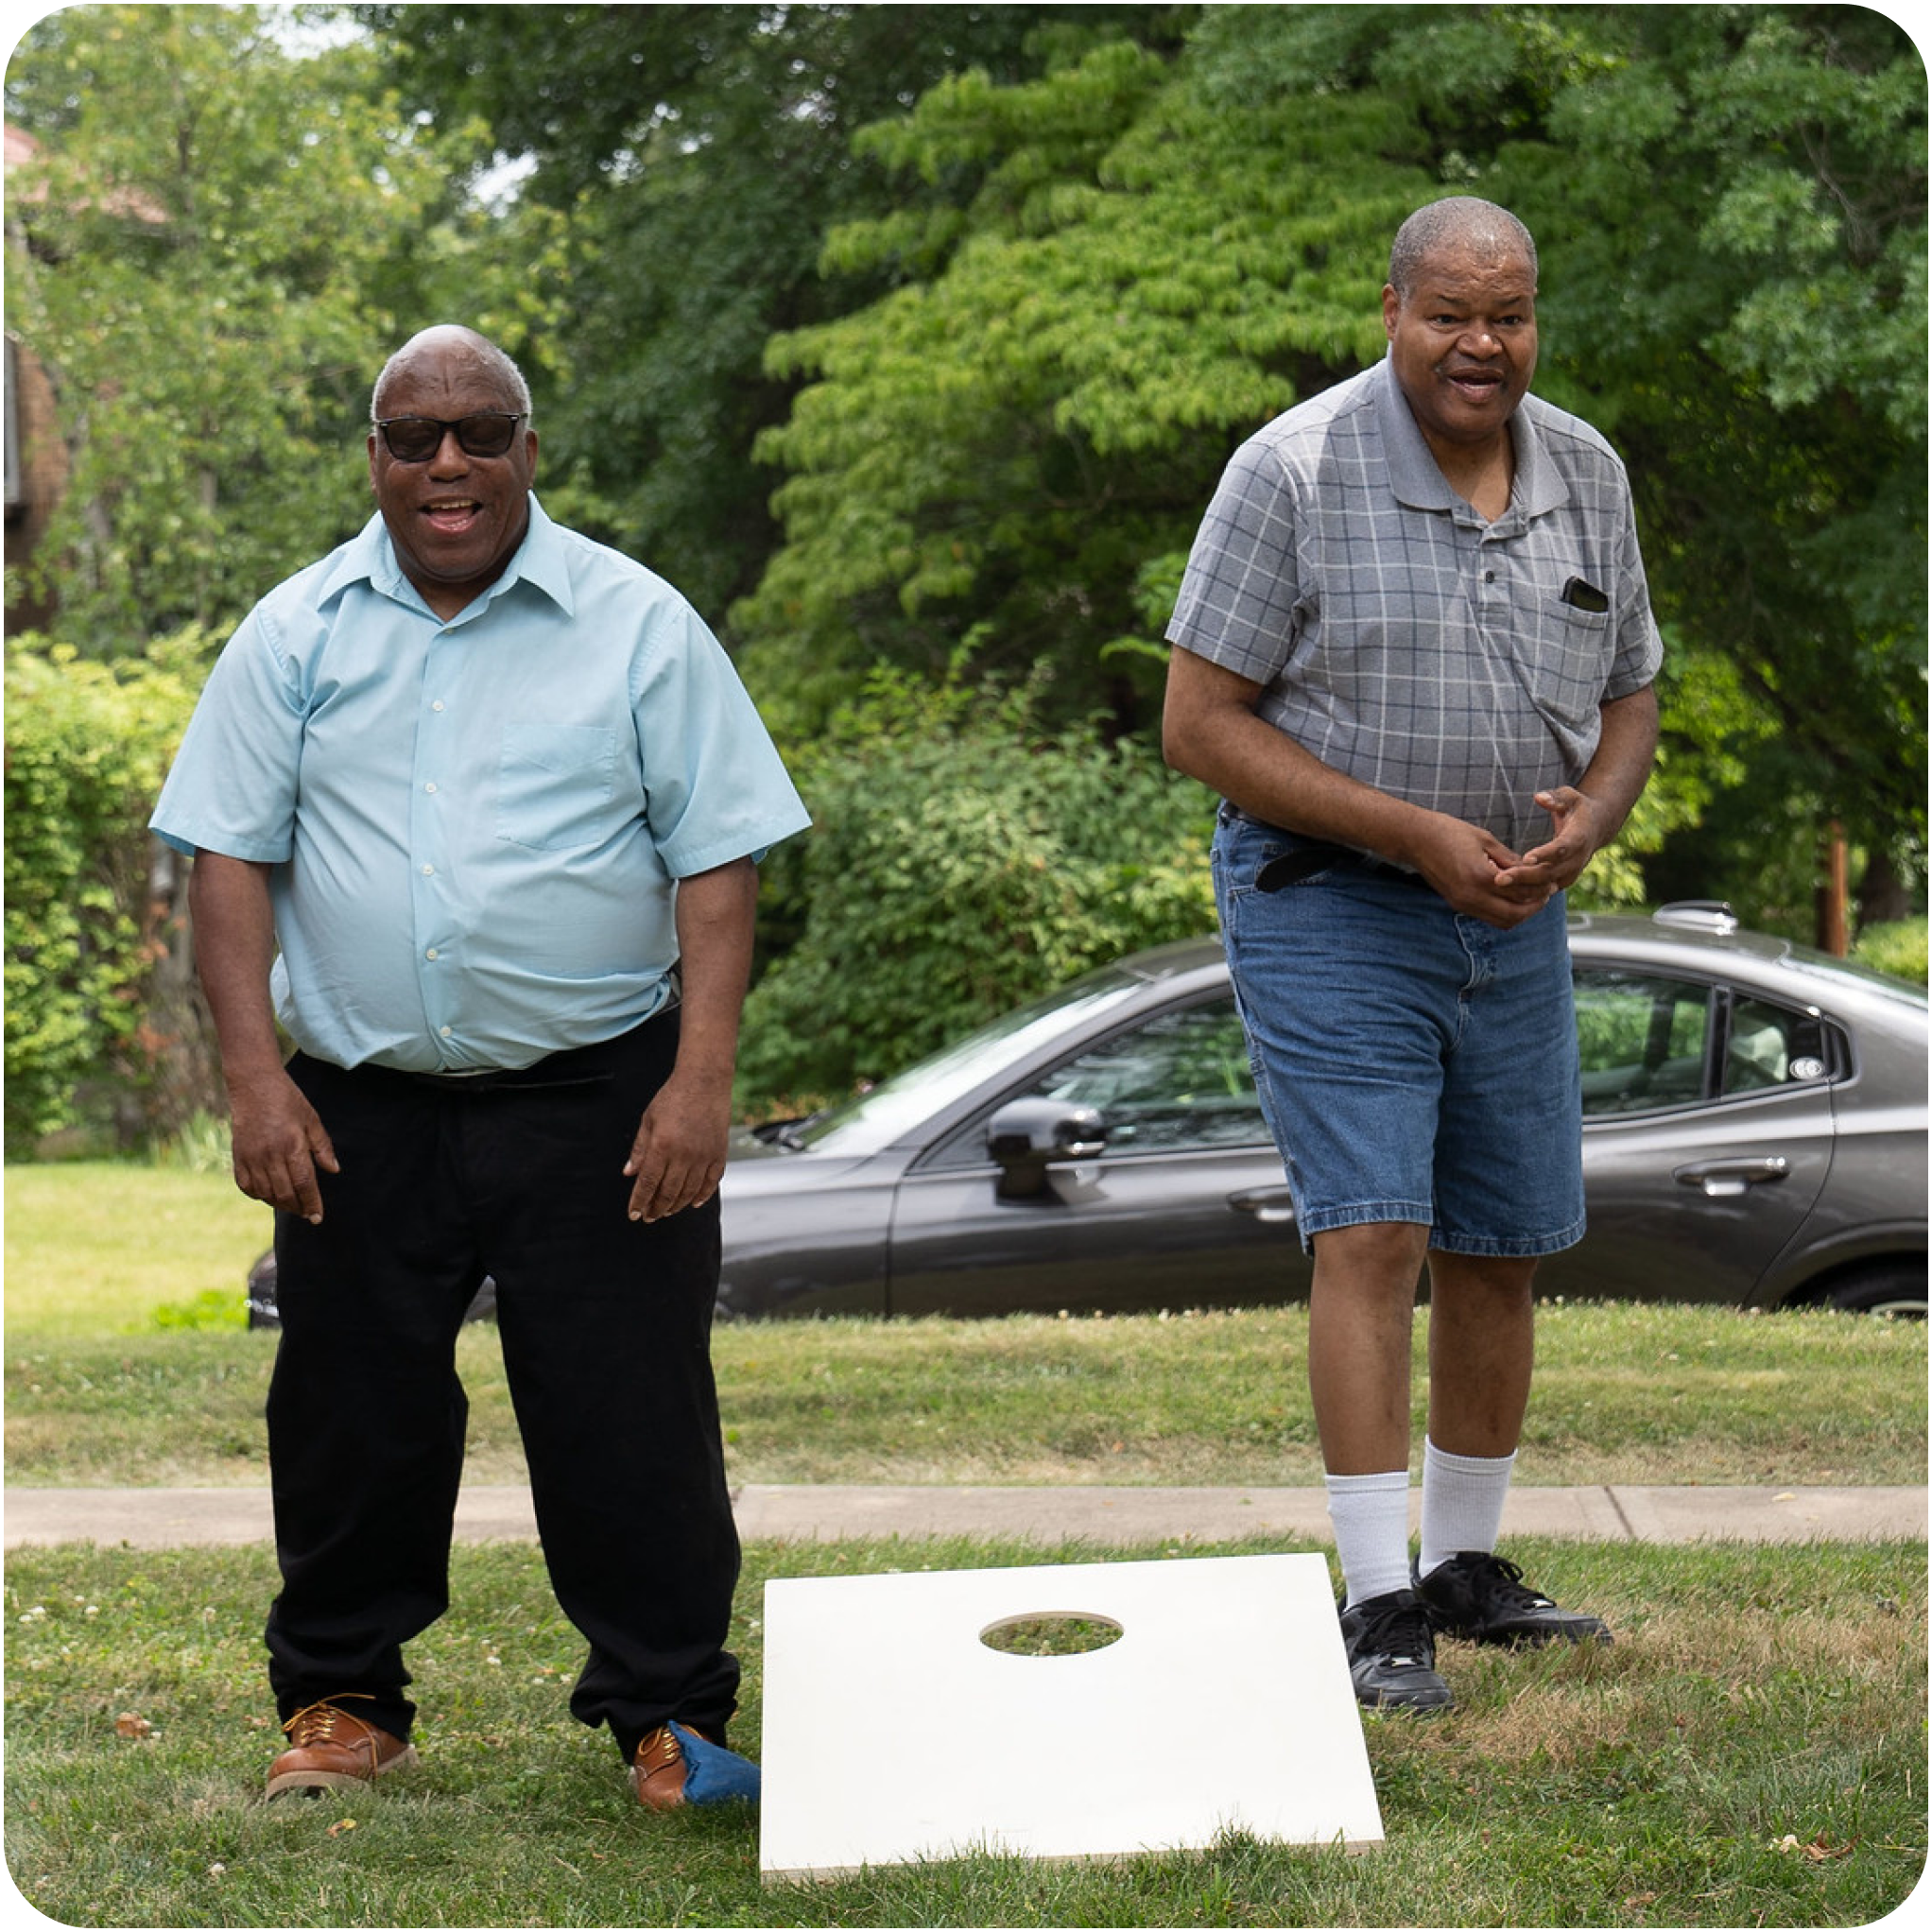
[316,492,576,617]
[1375,354,1569,522]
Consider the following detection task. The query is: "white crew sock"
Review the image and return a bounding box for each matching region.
[1417,1437,1517,1580]
[1324,1470,1413,1609]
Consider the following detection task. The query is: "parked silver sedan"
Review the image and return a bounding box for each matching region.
[716,907,1927,1320]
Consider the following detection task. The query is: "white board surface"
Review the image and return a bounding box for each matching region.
[759,1552,1382,1879]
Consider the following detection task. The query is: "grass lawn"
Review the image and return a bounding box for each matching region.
[8,1164,1928,1490]
[6,1162,1926,1925]
[4,1164,272,1340]
[5,1536,1924,1928]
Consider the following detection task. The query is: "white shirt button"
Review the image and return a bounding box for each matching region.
[425,948,440,961]
[421,864,435,876]
[432,700,446,713]
[440,1026,453,1038]
[424,782,438,794]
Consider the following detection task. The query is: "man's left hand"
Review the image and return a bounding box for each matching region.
[623,1076,733,1223]
[1490,785,1608,894]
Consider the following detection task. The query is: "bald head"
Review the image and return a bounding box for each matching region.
[371,326,531,425]
[1388,198,1538,302]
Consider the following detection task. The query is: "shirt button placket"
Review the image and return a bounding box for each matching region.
[415,685,457,1060]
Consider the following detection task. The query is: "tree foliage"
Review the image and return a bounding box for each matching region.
[3,3,574,1146]
[4,2,566,653]
[3,5,1922,1151]
[733,25,1423,733]
[3,635,203,1154]
[1513,4,1926,876]
[361,1,1152,617]
[736,669,1216,1103]
[731,3,1924,891]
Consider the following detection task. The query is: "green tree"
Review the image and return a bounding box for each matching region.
[4,4,574,1144]
[737,668,1216,1104]
[1517,3,1926,917]
[733,4,1923,918]
[363,2,1153,618]
[733,24,1424,734]
[5,2,565,653]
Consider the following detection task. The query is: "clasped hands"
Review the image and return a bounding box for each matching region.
[1416,785,1609,929]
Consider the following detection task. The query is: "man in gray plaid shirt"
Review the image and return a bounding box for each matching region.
[1163,197,1661,1714]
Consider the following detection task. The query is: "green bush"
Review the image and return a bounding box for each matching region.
[739,671,1216,1106]
[3,633,204,1156]
[1854,918,1929,985]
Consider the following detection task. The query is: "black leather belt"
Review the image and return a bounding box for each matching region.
[381,1011,669,1092]
[1255,840,1429,892]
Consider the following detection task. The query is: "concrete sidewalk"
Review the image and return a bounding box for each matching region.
[4,1482,1924,1550]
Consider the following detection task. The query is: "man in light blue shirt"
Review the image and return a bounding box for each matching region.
[152,324,806,1812]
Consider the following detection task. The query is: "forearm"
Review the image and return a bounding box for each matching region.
[1163,649,1440,863]
[188,852,286,1089]
[1572,684,1660,846]
[1162,645,1556,936]
[1503,683,1661,889]
[622,856,760,1221]
[187,850,337,1217]
[669,857,760,1089]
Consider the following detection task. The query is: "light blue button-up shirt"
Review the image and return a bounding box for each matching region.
[152,496,811,1073]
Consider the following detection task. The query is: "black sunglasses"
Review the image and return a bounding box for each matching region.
[374,412,526,462]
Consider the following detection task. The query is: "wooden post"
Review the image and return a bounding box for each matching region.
[1818,820,1850,957]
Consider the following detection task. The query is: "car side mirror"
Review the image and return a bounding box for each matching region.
[985,1098,1107,1201]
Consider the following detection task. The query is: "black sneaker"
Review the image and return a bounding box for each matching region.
[1416,1551,1612,1647]
[1337,1588,1454,1713]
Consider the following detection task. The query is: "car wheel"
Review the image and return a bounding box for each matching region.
[1824,1265,1928,1319]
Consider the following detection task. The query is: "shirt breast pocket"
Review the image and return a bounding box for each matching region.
[495,723,620,853]
[1528,600,1613,727]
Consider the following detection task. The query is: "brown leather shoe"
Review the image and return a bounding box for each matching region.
[265,1697,418,1799]
[630,1723,711,1810]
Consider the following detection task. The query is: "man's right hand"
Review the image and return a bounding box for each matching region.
[1406,816,1558,930]
[227,1066,339,1223]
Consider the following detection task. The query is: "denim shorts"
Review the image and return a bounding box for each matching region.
[1212,807,1585,1258]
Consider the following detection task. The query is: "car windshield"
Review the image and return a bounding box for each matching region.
[788,966,1154,1156]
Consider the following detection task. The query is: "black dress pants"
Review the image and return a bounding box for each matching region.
[263,1010,740,1760]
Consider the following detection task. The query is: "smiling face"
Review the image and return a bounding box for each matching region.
[1382,241,1538,466]
[368,334,538,619]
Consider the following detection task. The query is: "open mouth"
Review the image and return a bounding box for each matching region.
[423,498,483,535]
[1444,368,1504,404]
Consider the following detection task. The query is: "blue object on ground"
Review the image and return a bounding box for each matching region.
[673,1721,762,1805]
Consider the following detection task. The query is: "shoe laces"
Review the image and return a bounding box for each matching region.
[1458,1553,1553,1611]
[634,1725,684,1776]
[282,1694,375,1746]
[1362,1594,1438,1664]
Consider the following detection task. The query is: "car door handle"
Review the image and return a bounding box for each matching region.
[1229,1186,1298,1225]
[1672,1156,1790,1199]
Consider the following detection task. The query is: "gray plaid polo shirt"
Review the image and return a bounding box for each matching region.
[1166,356,1663,856]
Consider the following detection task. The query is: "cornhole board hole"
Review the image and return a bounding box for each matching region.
[759,1552,1382,1880]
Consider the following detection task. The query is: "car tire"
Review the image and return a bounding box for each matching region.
[1824,1265,1928,1319]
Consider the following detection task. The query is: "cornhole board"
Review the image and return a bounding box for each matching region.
[759,1552,1382,1880]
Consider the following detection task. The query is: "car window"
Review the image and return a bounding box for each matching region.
[1723,995,1832,1095]
[791,971,1152,1156]
[1574,969,1834,1116]
[1018,997,1269,1153]
[1575,971,1712,1115]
